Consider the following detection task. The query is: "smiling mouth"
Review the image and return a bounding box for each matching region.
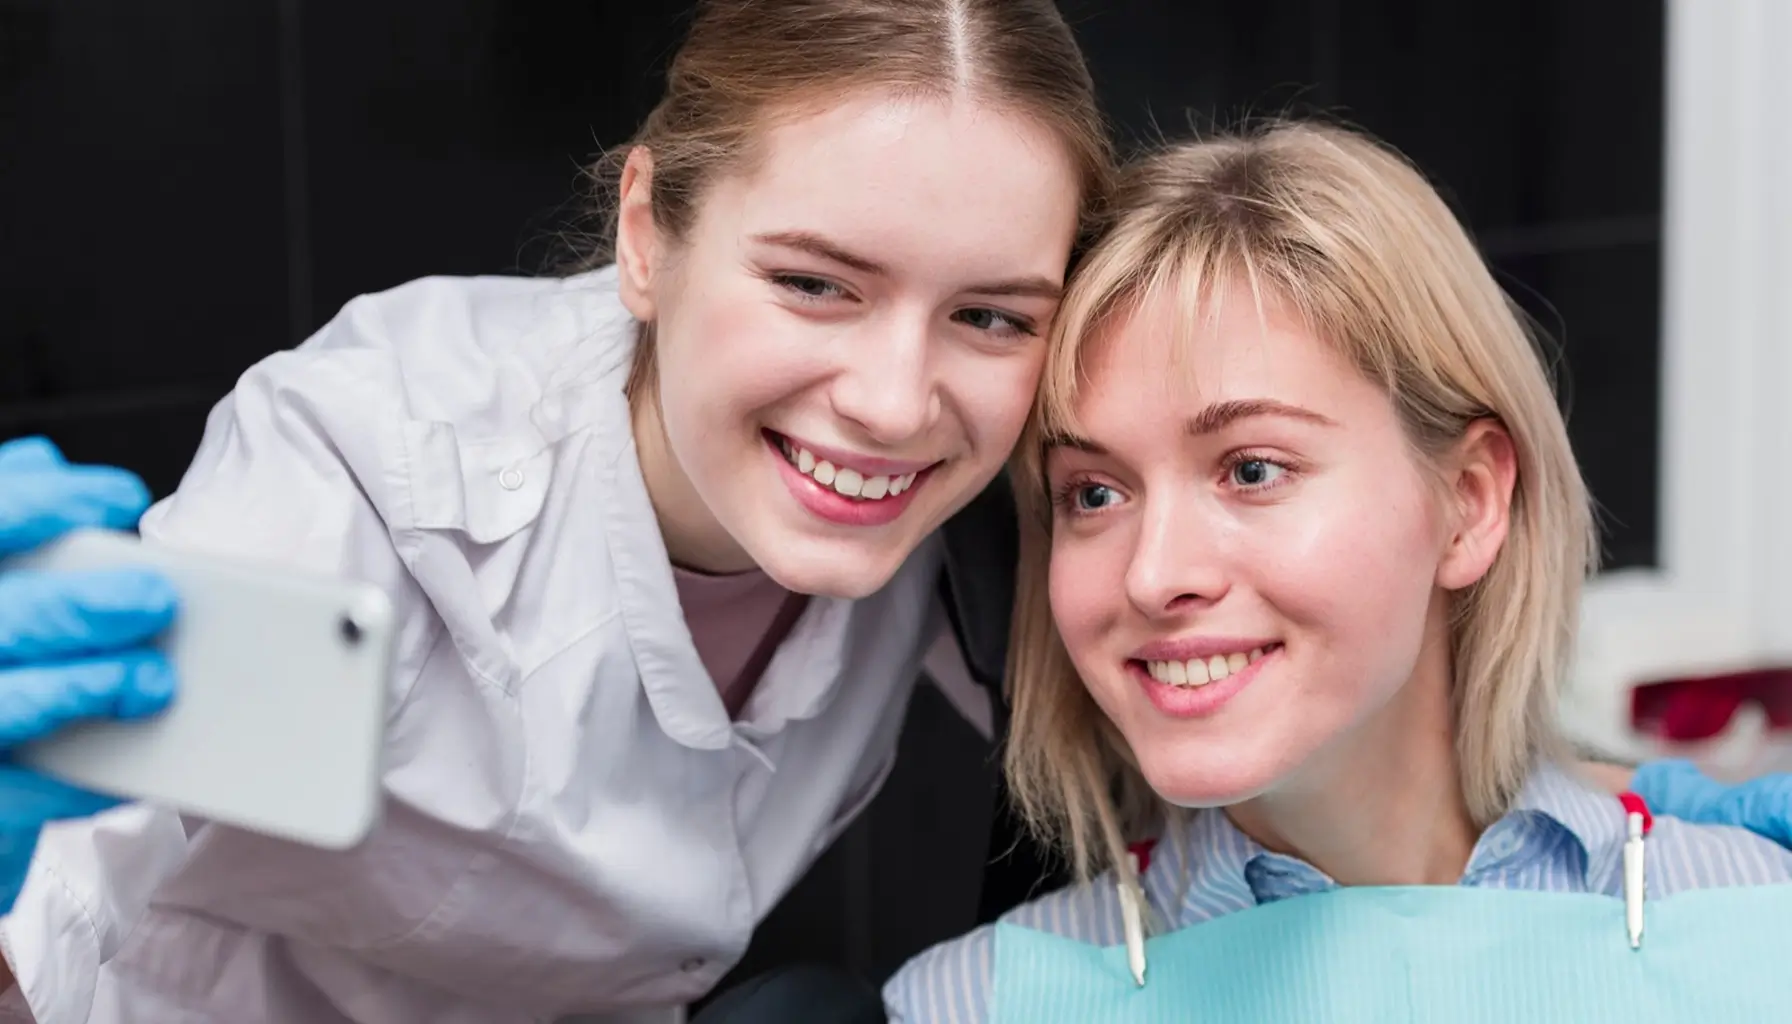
[771,433,926,502]
[1134,643,1283,687]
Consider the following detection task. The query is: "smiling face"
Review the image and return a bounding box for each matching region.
[1043,283,1464,807]
[618,89,1082,598]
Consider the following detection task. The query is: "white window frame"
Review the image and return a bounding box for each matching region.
[1561,0,1792,766]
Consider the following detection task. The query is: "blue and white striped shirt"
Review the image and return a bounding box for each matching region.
[883,762,1792,1023]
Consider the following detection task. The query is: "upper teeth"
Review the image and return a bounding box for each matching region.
[781,439,916,500]
[1146,647,1269,687]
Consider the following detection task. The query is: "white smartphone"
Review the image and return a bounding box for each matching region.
[4,528,395,850]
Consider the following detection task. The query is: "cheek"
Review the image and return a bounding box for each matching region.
[1264,476,1441,664]
[1047,532,1129,659]
[1046,546,1094,645]
[943,346,1046,452]
[662,295,813,415]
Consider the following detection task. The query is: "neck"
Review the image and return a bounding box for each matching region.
[1224,602,1478,887]
[631,390,757,575]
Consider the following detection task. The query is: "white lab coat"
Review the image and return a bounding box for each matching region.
[0,268,981,1023]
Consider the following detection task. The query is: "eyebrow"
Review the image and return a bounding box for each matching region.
[1184,398,1337,436]
[1042,432,1108,457]
[753,230,886,275]
[751,230,1063,301]
[1043,398,1336,455]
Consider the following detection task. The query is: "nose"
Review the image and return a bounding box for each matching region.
[828,313,939,445]
[1122,494,1230,618]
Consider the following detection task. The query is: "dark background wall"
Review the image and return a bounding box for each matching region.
[2,0,1663,569]
[0,0,1666,990]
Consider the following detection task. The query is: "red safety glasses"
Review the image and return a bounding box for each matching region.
[1630,667,1792,742]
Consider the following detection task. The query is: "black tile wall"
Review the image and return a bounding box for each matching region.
[295,1,689,319]
[1495,243,1662,570]
[2,0,290,490]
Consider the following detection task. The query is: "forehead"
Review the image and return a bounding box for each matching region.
[709,90,1082,280]
[1067,280,1365,434]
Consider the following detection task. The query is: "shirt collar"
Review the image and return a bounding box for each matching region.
[1503,758,1629,888]
[1168,808,1332,922]
[1174,804,1272,914]
[1168,760,1625,923]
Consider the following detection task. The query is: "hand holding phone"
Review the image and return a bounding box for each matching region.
[0,437,179,913]
[3,527,396,852]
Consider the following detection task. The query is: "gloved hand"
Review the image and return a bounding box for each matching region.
[0,437,178,913]
[1632,758,1792,850]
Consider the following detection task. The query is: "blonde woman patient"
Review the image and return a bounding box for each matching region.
[884,121,1792,1021]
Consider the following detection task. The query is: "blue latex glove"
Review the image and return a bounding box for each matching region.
[1632,758,1792,850]
[0,437,178,913]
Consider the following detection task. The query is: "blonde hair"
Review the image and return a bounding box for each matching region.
[568,0,1114,402]
[1005,120,1600,882]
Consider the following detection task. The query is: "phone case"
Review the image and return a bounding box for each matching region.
[6,528,395,850]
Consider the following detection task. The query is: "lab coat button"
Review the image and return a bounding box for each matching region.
[681,957,706,973]
[498,467,525,491]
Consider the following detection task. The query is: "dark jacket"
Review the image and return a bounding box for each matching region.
[937,476,1070,921]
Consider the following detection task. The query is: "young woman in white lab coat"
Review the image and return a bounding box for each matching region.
[0,2,1110,1021]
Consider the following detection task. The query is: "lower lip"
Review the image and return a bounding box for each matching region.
[1131,648,1278,719]
[768,434,930,528]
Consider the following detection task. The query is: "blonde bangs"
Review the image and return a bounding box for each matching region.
[1028,207,1274,503]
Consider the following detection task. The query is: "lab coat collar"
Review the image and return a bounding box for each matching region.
[589,390,858,750]
[570,347,734,751]
[580,341,860,754]
[732,596,852,739]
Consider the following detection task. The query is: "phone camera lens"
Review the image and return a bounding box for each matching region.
[339,614,365,646]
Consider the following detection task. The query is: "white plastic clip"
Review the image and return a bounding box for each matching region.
[1623,810,1646,949]
[1119,851,1147,987]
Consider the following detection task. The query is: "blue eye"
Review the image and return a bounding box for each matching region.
[1073,483,1120,511]
[953,307,1034,337]
[773,274,848,301]
[1049,479,1122,516]
[1230,459,1286,488]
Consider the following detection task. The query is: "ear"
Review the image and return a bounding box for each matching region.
[1436,419,1518,591]
[614,146,661,323]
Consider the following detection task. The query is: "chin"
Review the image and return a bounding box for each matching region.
[749,540,911,600]
[1134,744,1281,810]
